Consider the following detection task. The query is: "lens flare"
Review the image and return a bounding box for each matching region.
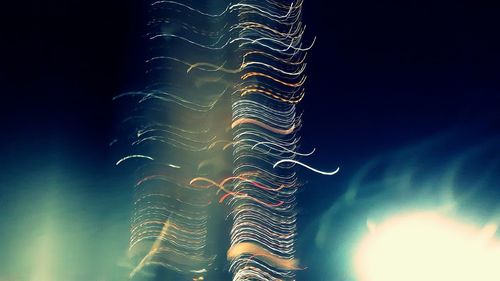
[354,212,500,281]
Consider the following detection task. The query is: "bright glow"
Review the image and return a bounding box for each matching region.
[354,212,500,281]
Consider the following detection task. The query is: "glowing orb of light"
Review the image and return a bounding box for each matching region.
[353,212,500,281]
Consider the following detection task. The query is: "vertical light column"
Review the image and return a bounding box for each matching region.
[117,1,231,280]
[227,1,309,280]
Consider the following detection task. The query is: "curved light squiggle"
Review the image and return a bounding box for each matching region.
[273,159,340,176]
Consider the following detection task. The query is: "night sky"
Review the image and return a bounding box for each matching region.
[1,0,499,280]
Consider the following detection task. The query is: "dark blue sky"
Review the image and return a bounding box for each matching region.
[0,0,499,280]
